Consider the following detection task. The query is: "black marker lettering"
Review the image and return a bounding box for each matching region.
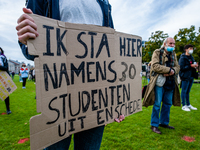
[88,32,97,58]
[57,28,68,56]
[43,63,58,91]
[43,25,54,56]
[76,32,88,58]
[96,34,110,58]
[46,97,59,124]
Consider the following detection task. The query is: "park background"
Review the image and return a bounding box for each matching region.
[1,0,200,149]
[0,73,199,149]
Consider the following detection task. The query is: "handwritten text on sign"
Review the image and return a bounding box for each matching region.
[0,71,17,101]
[28,14,142,150]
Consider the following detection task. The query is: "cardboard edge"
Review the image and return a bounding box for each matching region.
[34,57,41,113]
[27,41,39,56]
[115,31,142,40]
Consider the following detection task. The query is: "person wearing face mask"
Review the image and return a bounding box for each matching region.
[0,47,12,114]
[143,37,180,134]
[20,63,29,89]
[179,44,198,111]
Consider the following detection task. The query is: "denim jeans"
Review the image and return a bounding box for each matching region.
[45,125,105,150]
[181,78,194,106]
[151,86,173,127]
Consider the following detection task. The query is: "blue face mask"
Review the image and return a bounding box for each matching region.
[166,46,174,52]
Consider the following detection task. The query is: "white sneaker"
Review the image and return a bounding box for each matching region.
[187,105,197,110]
[182,105,190,111]
[22,87,26,89]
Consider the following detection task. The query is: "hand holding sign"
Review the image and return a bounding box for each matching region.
[114,115,125,123]
[26,14,142,150]
[16,8,39,45]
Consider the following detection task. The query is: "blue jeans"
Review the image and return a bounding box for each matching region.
[151,86,173,127]
[181,78,194,106]
[19,76,22,82]
[45,126,105,150]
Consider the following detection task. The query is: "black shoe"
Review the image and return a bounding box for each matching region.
[159,124,175,129]
[6,110,12,115]
[151,126,162,134]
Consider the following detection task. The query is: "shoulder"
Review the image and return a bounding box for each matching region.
[27,0,46,15]
[152,49,161,56]
[153,49,161,53]
[98,0,109,4]
[180,53,185,57]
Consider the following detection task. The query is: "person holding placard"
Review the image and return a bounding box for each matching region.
[16,0,114,149]
[0,47,11,115]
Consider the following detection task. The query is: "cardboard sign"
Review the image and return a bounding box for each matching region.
[0,71,17,100]
[28,14,142,150]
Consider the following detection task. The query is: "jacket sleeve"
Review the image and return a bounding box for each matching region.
[172,53,180,75]
[0,65,8,71]
[151,50,171,74]
[20,68,24,74]
[0,58,8,71]
[18,0,46,61]
[19,42,35,61]
[179,56,190,72]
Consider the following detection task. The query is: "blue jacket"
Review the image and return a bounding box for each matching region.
[0,55,9,73]
[179,53,195,81]
[19,0,114,61]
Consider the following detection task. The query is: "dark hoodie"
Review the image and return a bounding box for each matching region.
[0,52,9,74]
[179,53,195,81]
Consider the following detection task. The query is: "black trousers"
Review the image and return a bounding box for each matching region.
[4,96,10,111]
[22,77,27,87]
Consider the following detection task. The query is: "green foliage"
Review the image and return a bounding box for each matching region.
[143,25,200,65]
[174,25,200,61]
[142,31,168,63]
[1,76,200,149]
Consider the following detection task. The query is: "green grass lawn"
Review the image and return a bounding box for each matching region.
[0,76,199,150]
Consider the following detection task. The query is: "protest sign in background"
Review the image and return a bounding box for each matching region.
[28,14,142,150]
[0,71,17,100]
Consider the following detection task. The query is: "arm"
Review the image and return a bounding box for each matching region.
[190,56,198,68]
[16,6,40,61]
[20,68,25,74]
[151,50,171,74]
[0,64,8,72]
[179,56,190,72]
[0,58,8,71]
[172,53,180,75]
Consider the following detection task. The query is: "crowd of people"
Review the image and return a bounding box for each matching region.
[0,55,35,115]
[143,38,199,134]
[0,0,198,149]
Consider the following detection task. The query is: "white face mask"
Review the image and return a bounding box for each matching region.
[188,50,193,54]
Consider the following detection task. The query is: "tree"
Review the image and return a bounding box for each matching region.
[174,25,197,60]
[142,31,168,62]
[194,27,200,64]
[143,26,199,71]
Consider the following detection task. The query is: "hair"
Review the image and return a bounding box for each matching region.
[0,47,4,54]
[160,37,173,49]
[184,44,193,51]
[22,63,26,67]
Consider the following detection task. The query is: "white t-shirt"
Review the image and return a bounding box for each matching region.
[59,0,103,26]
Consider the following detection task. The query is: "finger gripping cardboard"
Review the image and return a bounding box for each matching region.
[28,14,142,150]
